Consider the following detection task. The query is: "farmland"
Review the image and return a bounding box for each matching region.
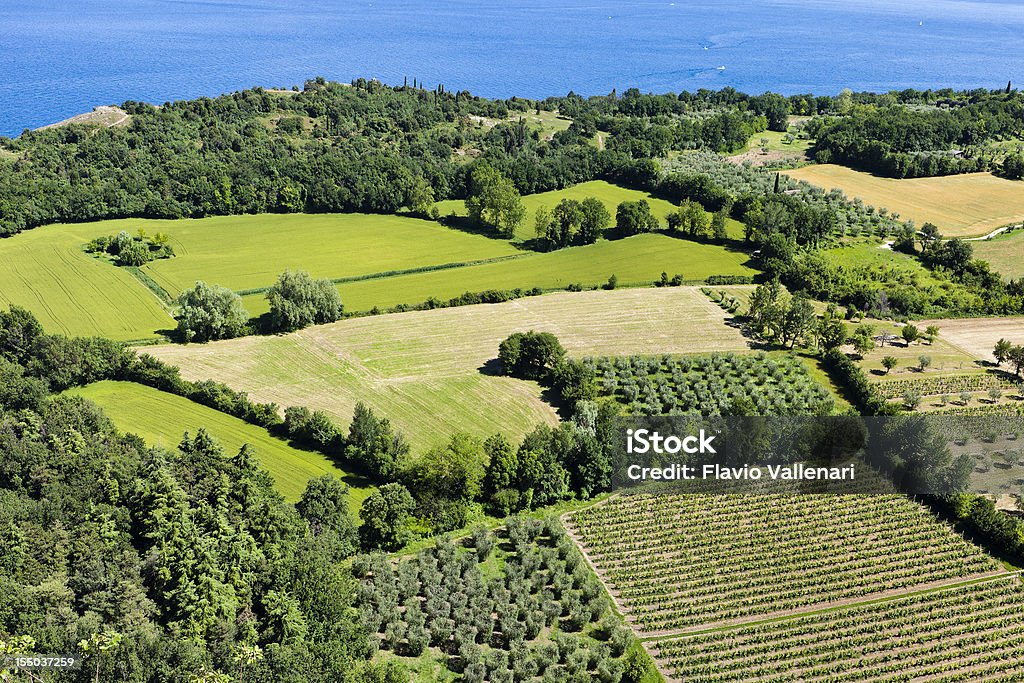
[0,220,174,340]
[65,380,368,505]
[974,229,1024,280]
[243,233,756,315]
[587,352,834,416]
[0,184,753,339]
[136,212,520,299]
[922,316,1024,364]
[144,288,750,450]
[785,165,1024,237]
[566,493,1001,633]
[652,576,1024,683]
[357,518,637,683]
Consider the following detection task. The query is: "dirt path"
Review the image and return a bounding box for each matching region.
[964,224,1019,241]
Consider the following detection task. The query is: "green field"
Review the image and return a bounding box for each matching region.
[787,165,1024,238]
[136,212,520,298]
[66,380,369,505]
[146,288,750,451]
[436,180,690,241]
[1,181,752,340]
[0,213,517,340]
[822,239,946,285]
[0,221,174,340]
[243,233,756,315]
[973,228,1024,279]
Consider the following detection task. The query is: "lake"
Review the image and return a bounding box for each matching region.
[2,0,1023,136]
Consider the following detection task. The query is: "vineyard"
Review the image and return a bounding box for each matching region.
[652,576,1024,683]
[874,373,1022,400]
[585,352,834,416]
[354,517,640,682]
[566,493,1000,633]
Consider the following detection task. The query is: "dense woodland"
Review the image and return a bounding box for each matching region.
[3,79,1018,237]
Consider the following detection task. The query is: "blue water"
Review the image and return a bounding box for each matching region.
[2,0,1023,137]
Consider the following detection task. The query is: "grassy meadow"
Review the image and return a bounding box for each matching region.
[241,232,756,315]
[822,239,947,287]
[0,181,752,339]
[66,380,369,505]
[137,212,520,298]
[145,288,751,451]
[0,221,174,340]
[786,165,1024,237]
[973,228,1024,280]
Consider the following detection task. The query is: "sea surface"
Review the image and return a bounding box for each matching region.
[2,0,1023,137]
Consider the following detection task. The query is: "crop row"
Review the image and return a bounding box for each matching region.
[874,373,1020,399]
[653,577,1024,683]
[567,493,999,631]
[584,352,834,416]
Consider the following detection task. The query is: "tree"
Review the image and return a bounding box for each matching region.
[534,207,554,243]
[851,326,875,357]
[615,200,659,236]
[406,175,436,216]
[550,198,584,247]
[710,208,729,241]
[266,269,343,332]
[780,296,816,348]
[901,323,921,346]
[917,355,931,372]
[994,338,1014,365]
[1002,152,1024,180]
[174,281,249,342]
[296,475,358,554]
[498,331,565,380]
[667,199,710,239]
[1008,344,1024,377]
[408,433,488,503]
[578,197,611,244]
[345,402,408,479]
[902,389,921,410]
[359,483,416,551]
[117,238,152,266]
[925,325,940,342]
[815,304,848,351]
[746,279,787,342]
[465,163,526,238]
[881,356,898,374]
[750,92,791,131]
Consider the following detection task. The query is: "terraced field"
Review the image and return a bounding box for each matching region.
[567,493,1001,633]
[145,288,750,450]
[653,576,1024,683]
[786,165,1024,237]
[66,380,368,505]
